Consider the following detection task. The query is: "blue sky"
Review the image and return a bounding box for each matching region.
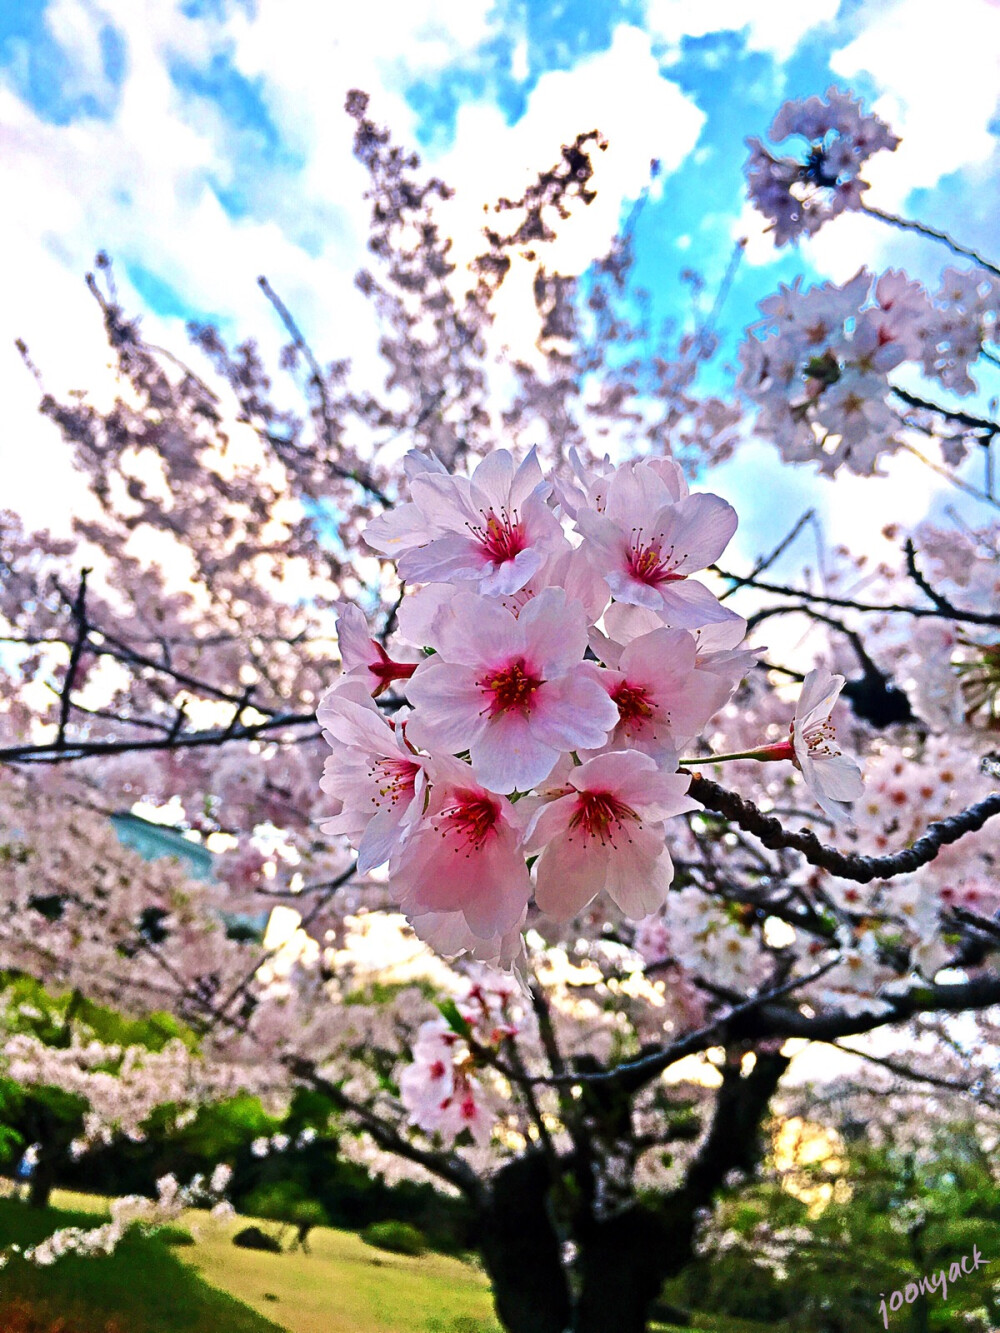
[3,0,1000,564]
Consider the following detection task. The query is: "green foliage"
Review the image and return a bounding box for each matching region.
[663,1124,1000,1332]
[344,979,436,1006]
[435,998,473,1040]
[0,1198,282,1332]
[360,1219,428,1256]
[0,972,197,1053]
[243,1179,329,1229]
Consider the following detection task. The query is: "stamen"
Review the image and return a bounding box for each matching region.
[568,790,639,848]
[611,681,654,732]
[479,658,543,716]
[467,507,526,564]
[443,793,500,853]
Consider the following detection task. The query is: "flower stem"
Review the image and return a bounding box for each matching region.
[679,741,794,767]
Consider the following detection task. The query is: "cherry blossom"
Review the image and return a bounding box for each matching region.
[584,626,740,758]
[526,751,697,920]
[574,462,738,626]
[404,588,618,794]
[787,669,866,821]
[390,754,532,943]
[317,680,427,873]
[364,447,567,595]
[334,602,421,698]
[745,88,900,245]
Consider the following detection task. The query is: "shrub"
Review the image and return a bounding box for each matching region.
[359,1219,427,1256]
[232,1226,282,1254]
[156,1226,195,1247]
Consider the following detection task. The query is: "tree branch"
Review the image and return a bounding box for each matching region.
[686,773,1000,884]
[712,566,1000,627]
[861,203,1000,281]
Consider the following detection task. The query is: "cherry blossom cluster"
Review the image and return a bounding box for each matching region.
[745,88,899,245]
[399,971,523,1147]
[0,1168,233,1270]
[2,1032,202,1150]
[318,447,759,964]
[738,267,1000,475]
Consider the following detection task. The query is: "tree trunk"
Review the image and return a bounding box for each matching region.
[574,1201,691,1333]
[28,1162,55,1210]
[478,1153,572,1333]
[479,1049,791,1333]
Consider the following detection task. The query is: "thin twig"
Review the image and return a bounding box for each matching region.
[712,566,1000,627]
[861,203,1000,280]
[719,509,815,602]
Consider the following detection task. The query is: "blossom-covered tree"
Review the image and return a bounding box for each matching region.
[2,87,1000,1333]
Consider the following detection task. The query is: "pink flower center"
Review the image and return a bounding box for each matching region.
[442,790,501,853]
[480,657,543,716]
[429,1059,447,1080]
[470,509,526,565]
[625,530,687,588]
[611,681,655,732]
[569,789,639,847]
[369,757,419,810]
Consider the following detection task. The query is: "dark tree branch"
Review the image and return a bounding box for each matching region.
[257,275,392,506]
[544,958,841,1096]
[712,566,1000,627]
[891,384,1000,442]
[687,773,1000,884]
[903,537,993,624]
[718,508,815,601]
[828,1039,1000,1106]
[284,1054,482,1201]
[0,713,320,765]
[57,569,92,748]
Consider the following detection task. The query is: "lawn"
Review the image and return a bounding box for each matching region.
[0,1193,284,1333]
[0,1191,502,1333]
[178,1207,503,1333]
[0,1191,780,1333]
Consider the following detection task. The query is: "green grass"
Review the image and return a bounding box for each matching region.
[181,1206,502,1333]
[0,1191,501,1333]
[0,1191,774,1333]
[0,1194,283,1333]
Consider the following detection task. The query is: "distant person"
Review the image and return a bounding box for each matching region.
[14,1144,40,1202]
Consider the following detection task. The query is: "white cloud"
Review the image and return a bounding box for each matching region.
[647,0,840,62]
[0,0,503,524]
[429,26,704,355]
[1,7,706,523]
[830,0,1000,207]
[441,28,703,257]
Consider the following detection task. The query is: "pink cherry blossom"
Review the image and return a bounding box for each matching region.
[398,548,610,652]
[758,669,864,821]
[404,588,618,794]
[790,669,865,820]
[526,751,696,920]
[407,908,528,969]
[317,680,427,873]
[398,1019,456,1124]
[584,626,737,758]
[399,1018,494,1148]
[390,754,531,941]
[364,448,568,595]
[575,464,738,627]
[335,602,420,698]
